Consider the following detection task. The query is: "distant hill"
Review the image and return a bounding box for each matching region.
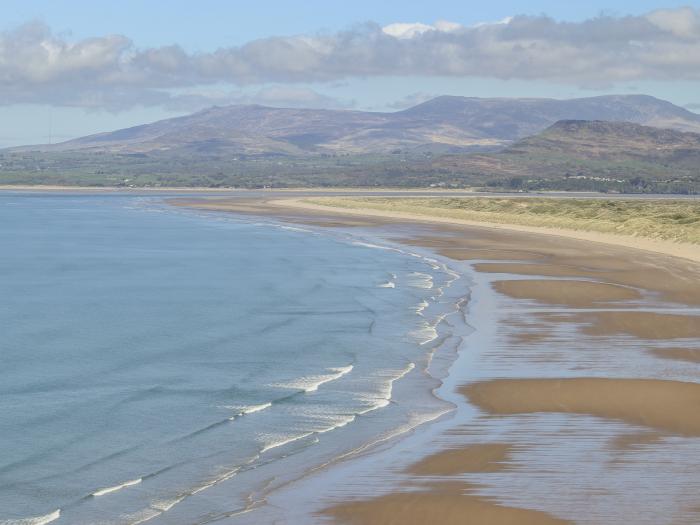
[402,95,700,140]
[11,95,700,156]
[512,120,700,162]
[431,120,700,192]
[3,98,700,193]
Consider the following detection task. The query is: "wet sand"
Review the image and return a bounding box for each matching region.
[407,443,513,476]
[403,231,700,306]
[650,347,700,363]
[320,443,567,524]
[322,483,570,525]
[609,431,666,451]
[174,196,700,524]
[491,279,641,307]
[463,378,700,436]
[579,311,700,339]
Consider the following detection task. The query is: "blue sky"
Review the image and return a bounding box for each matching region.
[1,1,699,146]
[3,1,680,47]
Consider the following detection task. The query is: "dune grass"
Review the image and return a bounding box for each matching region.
[305,197,700,244]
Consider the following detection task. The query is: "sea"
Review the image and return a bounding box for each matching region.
[0,193,471,524]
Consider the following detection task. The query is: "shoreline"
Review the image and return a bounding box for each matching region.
[269,197,700,264]
[1,194,471,525]
[0,185,255,193]
[3,184,698,197]
[173,196,700,524]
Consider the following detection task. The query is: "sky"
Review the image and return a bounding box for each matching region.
[1,0,699,146]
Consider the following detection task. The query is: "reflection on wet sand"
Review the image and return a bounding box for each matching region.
[175,197,700,524]
[320,216,700,524]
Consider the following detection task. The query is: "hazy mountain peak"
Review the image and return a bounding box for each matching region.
[10,94,700,155]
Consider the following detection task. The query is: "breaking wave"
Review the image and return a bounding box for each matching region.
[274,365,354,393]
[0,510,60,525]
[92,477,142,497]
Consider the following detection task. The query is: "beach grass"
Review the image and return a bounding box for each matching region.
[304,197,700,244]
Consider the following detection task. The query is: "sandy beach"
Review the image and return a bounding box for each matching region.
[270,198,700,263]
[173,196,700,524]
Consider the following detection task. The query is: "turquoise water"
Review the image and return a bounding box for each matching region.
[0,194,467,524]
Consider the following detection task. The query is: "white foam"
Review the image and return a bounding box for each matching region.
[406,272,434,289]
[150,496,186,512]
[379,272,398,288]
[92,477,142,497]
[351,241,392,250]
[191,468,239,494]
[357,398,391,414]
[127,508,162,525]
[396,362,415,381]
[0,510,60,525]
[413,300,429,315]
[261,432,314,453]
[357,363,416,414]
[275,365,353,393]
[410,322,439,345]
[227,402,273,419]
[278,225,312,233]
[312,407,453,472]
[242,402,273,414]
[314,414,357,433]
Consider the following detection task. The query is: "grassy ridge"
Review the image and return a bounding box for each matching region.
[306,197,700,244]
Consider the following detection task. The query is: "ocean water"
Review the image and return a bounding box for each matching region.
[0,194,469,524]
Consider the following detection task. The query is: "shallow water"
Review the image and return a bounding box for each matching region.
[0,194,469,524]
[260,247,700,525]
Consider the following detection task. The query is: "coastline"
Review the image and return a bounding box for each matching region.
[270,197,700,264]
[174,196,700,524]
[0,185,255,193]
[2,194,475,525]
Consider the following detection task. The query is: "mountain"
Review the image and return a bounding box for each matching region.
[401,94,700,141]
[511,120,700,162]
[12,95,700,156]
[2,119,699,193]
[431,120,700,191]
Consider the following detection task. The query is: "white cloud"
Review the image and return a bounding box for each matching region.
[382,22,434,39]
[1,8,700,110]
[646,7,700,38]
[381,21,462,39]
[434,20,463,32]
[472,16,513,28]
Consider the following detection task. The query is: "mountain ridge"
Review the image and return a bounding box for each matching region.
[431,119,700,191]
[11,94,700,156]
[1,118,699,193]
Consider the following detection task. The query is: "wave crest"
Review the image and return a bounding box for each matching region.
[92,477,142,497]
[0,510,60,525]
[274,365,353,393]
